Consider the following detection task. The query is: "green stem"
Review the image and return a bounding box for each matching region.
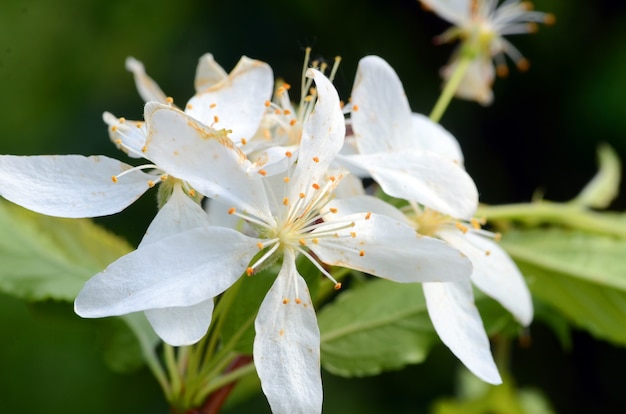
[478,201,626,238]
[196,362,257,401]
[429,54,472,123]
[164,344,183,397]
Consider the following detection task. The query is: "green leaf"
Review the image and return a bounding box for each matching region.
[501,228,626,346]
[573,143,621,209]
[0,199,133,301]
[318,278,438,377]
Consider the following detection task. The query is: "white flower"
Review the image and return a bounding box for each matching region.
[347,55,532,384]
[75,69,473,414]
[421,0,555,104]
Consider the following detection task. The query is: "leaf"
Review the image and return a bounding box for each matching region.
[574,143,621,209]
[0,199,133,301]
[318,278,438,377]
[501,228,626,346]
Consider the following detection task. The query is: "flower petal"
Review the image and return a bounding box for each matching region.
[143,103,273,222]
[423,280,502,384]
[186,56,273,144]
[439,229,533,326]
[312,213,472,283]
[342,151,478,219]
[0,155,152,218]
[289,69,345,202]
[74,225,259,317]
[410,113,464,163]
[103,112,148,159]
[324,195,408,223]
[350,55,413,154]
[140,184,210,246]
[144,299,214,346]
[443,56,494,106]
[420,0,470,26]
[254,250,322,414]
[193,53,228,92]
[125,56,169,104]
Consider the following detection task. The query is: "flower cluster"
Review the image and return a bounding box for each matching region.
[0,48,534,413]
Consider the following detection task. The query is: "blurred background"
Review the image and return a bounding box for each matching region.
[1,0,625,412]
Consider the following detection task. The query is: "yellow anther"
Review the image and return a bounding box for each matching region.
[213,115,219,123]
[299,192,306,199]
[166,97,174,104]
[283,176,290,183]
[299,239,306,246]
[517,58,530,72]
[118,117,126,123]
[352,104,359,112]
[312,156,319,163]
[334,283,342,290]
[241,138,247,145]
[494,233,502,242]
[188,189,196,197]
[365,212,372,220]
[264,100,271,107]
[295,298,302,304]
[312,183,320,190]
[279,329,285,336]
[289,119,297,126]
[228,207,236,215]
[359,250,365,257]
[210,103,217,108]
[257,242,264,249]
[284,109,292,115]
[147,180,156,188]
[160,174,168,181]
[282,298,289,304]
[111,176,118,183]
[141,145,147,153]
[283,83,291,90]
[111,125,118,132]
[304,95,313,102]
[135,122,142,128]
[283,197,289,205]
[339,100,345,108]
[246,267,254,276]
[330,207,338,214]
[258,169,267,176]
[485,250,491,256]
[350,231,356,238]
[470,218,481,229]
[527,22,539,33]
[114,138,122,145]
[455,222,469,234]
[312,238,319,244]
[329,176,336,182]
[274,109,281,115]
[285,151,293,157]
[186,104,193,110]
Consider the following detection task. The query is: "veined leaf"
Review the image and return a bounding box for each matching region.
[318,278,438,377]
[0,199,133,301]
[501,228,626,346]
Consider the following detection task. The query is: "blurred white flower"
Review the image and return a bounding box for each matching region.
[421,0,554,104]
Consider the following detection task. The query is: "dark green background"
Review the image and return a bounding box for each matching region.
[1,1,625,412]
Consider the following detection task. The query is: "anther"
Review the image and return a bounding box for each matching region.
[111,176,118,183]
[246,267,254,276]
[353,104,359,112]
[284,109,291,115]
[241,138,247,145]
[283,197,289,205]
[285,151,293,157]
[494,233,502,242]
[485,250,491,256]
[365,212,372,220]
[334,283,342,290]
[166,97,174,105]
[213,115,219,124]
[299,239,306,246]
[350,231,356,238]
[283,298,289,304]
[147,180,156,188]
[295,298,302,304]
[517,58,530,72]
[257,242,264,249]
[359,250,365,257]
[455,222,469,233]
[283,177,290,183]
[496,64,509,77]
[118,117,126,123]
[264,100,271,107]
[299,193,306,199]
[186,104,193,110]
[111,125,118,132]
[228,207,236,215]
[470,218,481,229]
[329,207,338,214]
[312,156,319,163]
[312,183,320,190]
[210,103,217,108]
[312,238,319,244]
[544,13,556,25]
[258,169,267,176]
[289,119,297,126]
[188,189,196,197]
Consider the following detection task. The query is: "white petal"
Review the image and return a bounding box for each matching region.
[186,56,273,143]
[289,69,345,202]
[423,280,502,384]
[324,195,408,223]
[343,151,478,219]
[333,173,366,198]
[193,53,228,92]
[350,55,414,154]
[140,184,210,246]
[0,155,152,218]
[143,103,273,223]
[439,230,533,326]
[74,225,259,317]
[312,213,472,283]
[144,299,214,346]
[410,113,464,163]
[254,250,322,414]
[442,57,494,106]
[103,112,147,159]
[420,0,471,25]
[125,57,169,103]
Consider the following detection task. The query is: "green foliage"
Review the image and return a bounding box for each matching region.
[501,228,626,346]
[0,199,133,301]
[318,278,438,377]
[573,144,621,209]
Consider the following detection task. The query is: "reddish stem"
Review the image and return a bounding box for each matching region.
[196,355,254,414]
